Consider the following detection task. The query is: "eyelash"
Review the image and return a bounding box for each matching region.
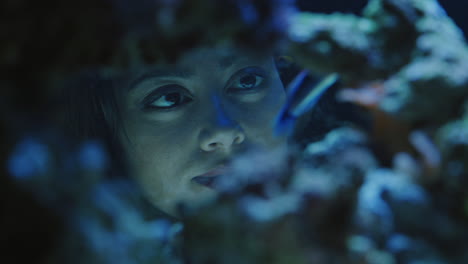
[142,85,193,111]
[227,70,266,94]
[141,67,267,111]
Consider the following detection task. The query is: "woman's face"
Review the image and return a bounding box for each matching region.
[118,47,287,216]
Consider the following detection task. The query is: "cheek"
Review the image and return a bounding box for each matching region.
[266,83,286,113]
[120,120,197,206]
[120,114,194,180]
[239,82,286,142]
[251,81,285,121]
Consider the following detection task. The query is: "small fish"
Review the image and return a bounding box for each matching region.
[274,71,339,136]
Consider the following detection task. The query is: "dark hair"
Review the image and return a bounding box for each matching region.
[62,70,128,177]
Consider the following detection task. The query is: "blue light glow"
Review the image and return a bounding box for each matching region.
[7,138,50,179]
[78,141,108,171]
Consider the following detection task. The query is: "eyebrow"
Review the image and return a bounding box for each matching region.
[128,53,245,90]
[129,68,194,90]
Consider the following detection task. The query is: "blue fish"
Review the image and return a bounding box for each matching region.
[274,71,339,136]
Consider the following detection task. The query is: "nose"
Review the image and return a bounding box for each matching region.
[199,96,246,152]
[200,128,246,152]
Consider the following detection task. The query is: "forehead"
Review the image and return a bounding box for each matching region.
[176,47,268,68]
[124,47,272,90]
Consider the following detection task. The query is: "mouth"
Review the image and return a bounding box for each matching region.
[192,165,228,189]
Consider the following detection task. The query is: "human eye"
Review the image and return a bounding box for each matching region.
[142,85,193,110]
[227,67,266,93]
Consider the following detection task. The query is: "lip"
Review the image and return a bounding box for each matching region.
[200,165,228,177]
[192,165,228,189]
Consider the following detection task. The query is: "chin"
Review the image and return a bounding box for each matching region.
[156,189,218,217]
